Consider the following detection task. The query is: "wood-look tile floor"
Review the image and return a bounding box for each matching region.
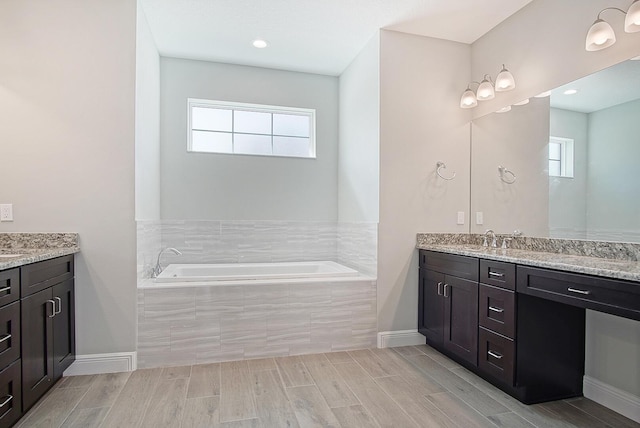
[15,345,640,428]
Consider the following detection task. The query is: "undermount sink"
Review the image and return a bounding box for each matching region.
[0,254,23,258]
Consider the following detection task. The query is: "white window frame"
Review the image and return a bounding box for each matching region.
[187,98,316,159]
[549,136,574,178]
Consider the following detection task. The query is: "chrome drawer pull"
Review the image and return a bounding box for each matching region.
[0,334,11,343]
[488,350,503,360]
[568,287,591,295]
[47,300,56,318]
[437,282,443,296]
[0,395,12,408]
[489,306,504,313]
[488,272,505,278]
[0,286,11,293]
[54,297,62,315]
[444,284,450,298]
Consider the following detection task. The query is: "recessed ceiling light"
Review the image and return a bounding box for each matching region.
[252,39,268,49]
[514,99,530,106]
[535,90,552,98]
[563,89,578,95]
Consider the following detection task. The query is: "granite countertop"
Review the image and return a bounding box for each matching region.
[417,234,640,283]
[0,233,80,270]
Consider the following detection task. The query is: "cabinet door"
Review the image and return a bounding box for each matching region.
[418,269,444,346]
[21,289,54,411]
[53,279,75,380]
[443,275,478,366]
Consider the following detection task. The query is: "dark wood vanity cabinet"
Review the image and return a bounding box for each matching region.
[21,256,75,412]
[418,251,479,366]
[0,270,21,428]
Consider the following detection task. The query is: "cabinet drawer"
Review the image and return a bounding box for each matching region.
[0,270,19,307]
[517,266,640,321]
[479,284,515,339]
[480,260,515,290]
[420,251,478,281]
[479,327,514,386]
[0,360,22,428]
[21,255,74,297]
[0,303,19,371]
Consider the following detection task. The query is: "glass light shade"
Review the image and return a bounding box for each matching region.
[514,99,530,106]
[460,88,478,108]
[625,0,640,32]
[476,79,495,100]
[495,65,516,91]
[585,19,616,51]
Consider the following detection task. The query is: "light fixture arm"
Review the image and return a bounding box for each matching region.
[596,7,627,19]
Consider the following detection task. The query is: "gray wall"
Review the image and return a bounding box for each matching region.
[160,58,339,221]
[135,3,161,221]
[0,0,137,354]
[378,30,471,333]
[338,32,380,223]
[471,0,640,400]
[587,99,640,241]
[549,108,588,239]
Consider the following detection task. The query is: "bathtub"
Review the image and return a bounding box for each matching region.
[154,260,360,283]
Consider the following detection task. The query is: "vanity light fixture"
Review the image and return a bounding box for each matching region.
[459,65,516,109]
[585,1,640,51]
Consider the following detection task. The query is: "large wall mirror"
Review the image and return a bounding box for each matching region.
[470,56,640,243]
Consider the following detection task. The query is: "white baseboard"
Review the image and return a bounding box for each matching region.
[63,352,137,376]
[583,376,640,423]
[377,330,425,348]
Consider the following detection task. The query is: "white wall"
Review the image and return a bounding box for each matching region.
[135,3,161,221]
[0,0,137,354]
[471,98,550,236]
[587,99,640,242]
[471,0,640,404]
[549,108,588,238]
[160,58,339,221]
[338,32,380,222]
[378,30,471,333]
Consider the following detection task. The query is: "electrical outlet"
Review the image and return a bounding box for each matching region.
[476,211,483,225]
[457,211,465,225]
[0,204,13,222]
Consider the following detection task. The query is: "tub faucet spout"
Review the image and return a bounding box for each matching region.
[152,247,182,278]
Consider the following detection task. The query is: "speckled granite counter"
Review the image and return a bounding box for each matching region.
[417,234,640,283]
[0,233,79,270]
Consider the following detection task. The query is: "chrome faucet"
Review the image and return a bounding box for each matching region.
[152,247,182,278]
[483,229,497,248]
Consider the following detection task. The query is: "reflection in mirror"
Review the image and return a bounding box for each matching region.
[470,58,640,243]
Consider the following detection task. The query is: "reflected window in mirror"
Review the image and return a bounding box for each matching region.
[548,137,574,178]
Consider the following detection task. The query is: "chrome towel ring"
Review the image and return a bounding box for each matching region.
[498,165,516,184]
[436,161,456,181]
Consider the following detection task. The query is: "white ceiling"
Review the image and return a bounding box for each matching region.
[550,59,640,113]
[140,0,533,76]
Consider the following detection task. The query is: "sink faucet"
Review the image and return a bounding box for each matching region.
[483,229,497,248]
[152,247,182,278]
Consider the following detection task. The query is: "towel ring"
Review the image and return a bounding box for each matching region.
[498,165,516,184]
[436,161,456,181]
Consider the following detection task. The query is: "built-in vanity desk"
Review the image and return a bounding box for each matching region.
[416,234,640,406]
[0,234,79,428]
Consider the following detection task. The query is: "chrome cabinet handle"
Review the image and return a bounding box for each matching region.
[0,334,11,343]
[488,350,503,360]
[0,395,12,408]
[489,306,504,313]
[443,284,450,298]
[437,282,443,296]
[568,287,591,295]
[488,272,504,278]
[46,300,56,318]
[0,286,11,293]
[54,297,62,315]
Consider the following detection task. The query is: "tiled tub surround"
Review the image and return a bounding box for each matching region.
[417,233,640,281]
[137,220,378,278]
[137,277,377,368]
[0,232,79,269]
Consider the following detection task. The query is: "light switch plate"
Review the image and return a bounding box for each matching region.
[476,211,483,225]
[457,211,465,225]
[0,204,13,222]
